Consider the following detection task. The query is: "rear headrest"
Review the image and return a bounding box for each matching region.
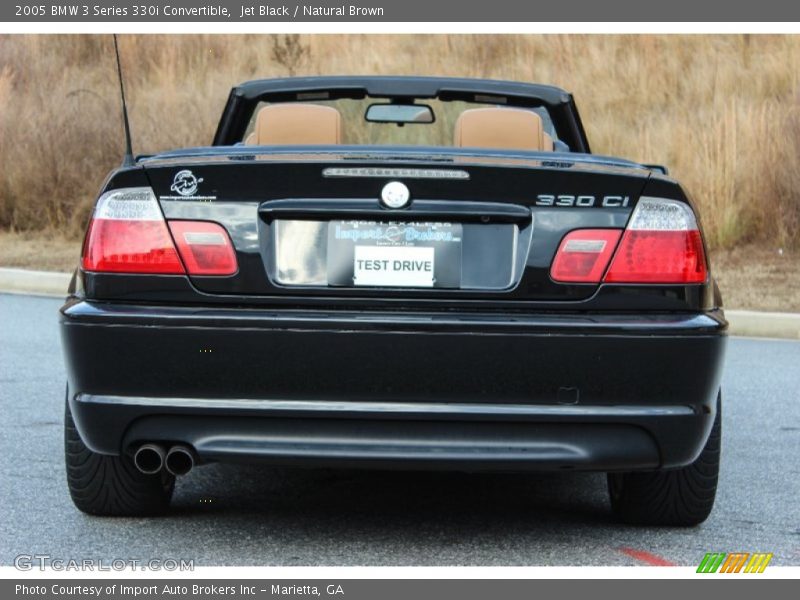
[454,107,553,151]
[246,103,342,145]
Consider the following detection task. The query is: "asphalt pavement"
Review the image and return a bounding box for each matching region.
[1,293,798,567]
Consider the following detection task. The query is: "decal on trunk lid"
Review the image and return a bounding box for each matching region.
[159,170,217,201]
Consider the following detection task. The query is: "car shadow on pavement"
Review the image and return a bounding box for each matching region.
[169,462,613,527]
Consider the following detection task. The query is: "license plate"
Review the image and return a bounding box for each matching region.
[327,221,462,288]
[354,245,435,287]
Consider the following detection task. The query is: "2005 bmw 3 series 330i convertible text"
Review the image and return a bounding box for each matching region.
[60,77,726,525]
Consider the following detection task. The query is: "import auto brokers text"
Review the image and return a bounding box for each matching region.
[15,584,246,596]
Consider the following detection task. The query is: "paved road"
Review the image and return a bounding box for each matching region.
[1,293,798,567]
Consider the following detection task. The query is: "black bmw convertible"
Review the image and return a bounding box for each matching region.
[60,76,726,524]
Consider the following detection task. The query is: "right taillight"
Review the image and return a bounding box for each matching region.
[550,229,622,283]
[604,197,707,283]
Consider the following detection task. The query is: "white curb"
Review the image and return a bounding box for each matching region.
[725,310,800,340]
[0,268,72,297]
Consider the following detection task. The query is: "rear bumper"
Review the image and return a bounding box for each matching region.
[60,301,727,471]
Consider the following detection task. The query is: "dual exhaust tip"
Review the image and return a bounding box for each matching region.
[133,443,195,476]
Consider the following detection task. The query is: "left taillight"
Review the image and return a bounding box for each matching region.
[168,220,238,276]
[82,187,185,274]
[82,187,238,276]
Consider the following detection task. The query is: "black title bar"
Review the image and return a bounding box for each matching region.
[4,0,800,22]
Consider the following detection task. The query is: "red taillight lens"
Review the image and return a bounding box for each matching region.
[81,188,185,274]
[81,188,237,277]
[604,230,707,283]
[604,197,707,283]
[168,221,238,276]
[550,229,622,283]
[548,197,708,286]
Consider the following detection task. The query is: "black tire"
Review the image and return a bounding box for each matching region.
[64,392,174,516]
[607,392,721,526]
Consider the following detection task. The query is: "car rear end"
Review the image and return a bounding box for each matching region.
[61,151,726,483]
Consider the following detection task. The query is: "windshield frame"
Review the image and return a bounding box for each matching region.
[212,76,591,153]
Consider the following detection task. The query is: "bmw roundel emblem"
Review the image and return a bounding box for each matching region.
[380,181,411,209]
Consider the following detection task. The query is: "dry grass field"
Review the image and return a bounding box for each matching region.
[0,35,798,309]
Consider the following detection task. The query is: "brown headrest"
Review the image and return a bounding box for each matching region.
[453,107,552,151]
[246,103,342,145]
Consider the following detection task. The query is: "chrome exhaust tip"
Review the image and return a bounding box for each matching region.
[133,443,166,475]
[164,444,195,476]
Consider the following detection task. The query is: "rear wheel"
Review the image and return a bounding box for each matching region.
[607,392,721,526]
[64,391,174,516]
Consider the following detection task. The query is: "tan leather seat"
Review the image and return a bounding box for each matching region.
[245,103,342,145]
[453,107,553,151]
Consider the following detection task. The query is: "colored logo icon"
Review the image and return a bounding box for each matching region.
[697,552,773,573]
